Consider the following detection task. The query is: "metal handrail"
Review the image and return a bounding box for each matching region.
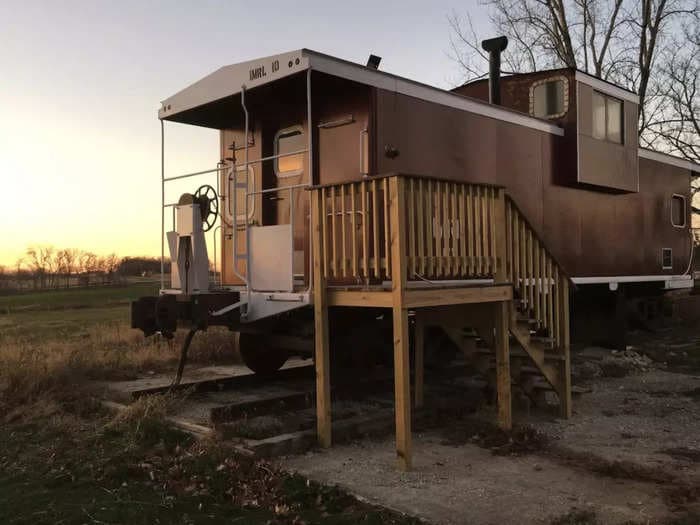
[164,165,229,182]
[159,66,315,303]
[231,148,308,169]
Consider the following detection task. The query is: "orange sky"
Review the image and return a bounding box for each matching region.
[1,2,696,268]
[0,1,476,268]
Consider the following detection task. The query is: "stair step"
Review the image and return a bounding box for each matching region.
[515,316,538,326]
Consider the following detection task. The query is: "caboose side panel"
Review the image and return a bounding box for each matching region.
[369,87,692,279]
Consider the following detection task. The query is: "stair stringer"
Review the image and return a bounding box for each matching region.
[508,310,565,408]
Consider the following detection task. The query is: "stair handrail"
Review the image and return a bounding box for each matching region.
[504,195,574,285]
[504,194,572,352]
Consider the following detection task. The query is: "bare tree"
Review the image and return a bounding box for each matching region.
[449,0,697,138]
[55,248,79,288]
[26,246,55,289]
[450,0,699,225]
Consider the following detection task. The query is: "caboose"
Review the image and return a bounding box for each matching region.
[131,43,697,469]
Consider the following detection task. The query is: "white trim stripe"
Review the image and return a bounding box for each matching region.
[572,274,693,284]
[639,148,699,173]
[574,71,639,104]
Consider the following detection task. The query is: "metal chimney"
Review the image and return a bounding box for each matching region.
[481,36,509,105]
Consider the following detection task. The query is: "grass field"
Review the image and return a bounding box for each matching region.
[0,285,417,524]
[0,280,160,312]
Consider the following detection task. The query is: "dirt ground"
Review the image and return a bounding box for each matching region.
[281,329,700,525]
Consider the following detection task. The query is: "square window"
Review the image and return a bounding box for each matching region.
[592,92,606,140]
[671,195,686,227]
[592,91,623,144]
[606,97,623,143]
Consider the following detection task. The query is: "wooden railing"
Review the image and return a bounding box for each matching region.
[312,175,505,283]
[310,174,570,348]
[315,177,392,282]
[505,198,570,349]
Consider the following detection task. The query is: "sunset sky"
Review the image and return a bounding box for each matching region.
[0,0,489,267]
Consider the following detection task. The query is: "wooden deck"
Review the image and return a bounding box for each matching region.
[310,174,571,470]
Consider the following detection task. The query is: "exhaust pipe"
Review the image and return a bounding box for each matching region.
[481,36,508,105]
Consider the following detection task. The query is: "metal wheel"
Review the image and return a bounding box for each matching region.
[237,332,289,375]
[194,184,219,232]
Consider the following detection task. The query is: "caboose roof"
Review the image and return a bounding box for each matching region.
[159,49,563,136]
[159,49,698,173]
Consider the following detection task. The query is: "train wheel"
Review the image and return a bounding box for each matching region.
[237,333,289,375]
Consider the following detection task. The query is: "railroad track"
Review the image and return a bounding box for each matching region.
[104,361,488,458]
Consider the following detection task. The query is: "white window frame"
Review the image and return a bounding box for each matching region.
[670,194,687,228]
[529,76,569,119]
[274,125,305,178]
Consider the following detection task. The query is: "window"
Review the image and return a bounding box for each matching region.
[671,194,686,228]
[662,248,673,270]
[530,77,568,119]
[274,126,305,177]
[592,91,623,143]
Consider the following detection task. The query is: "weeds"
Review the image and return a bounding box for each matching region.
[0,321,236,419]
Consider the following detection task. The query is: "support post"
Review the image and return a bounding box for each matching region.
[494,301,512,430]
[389,176,412,471]
[414,312,424,410]
[312,189,331,447]
[559,278,572,418]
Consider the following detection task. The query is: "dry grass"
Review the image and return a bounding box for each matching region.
[0,320,238,418]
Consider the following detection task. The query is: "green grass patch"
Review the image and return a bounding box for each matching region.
[0,305,130,342]
[0,281,159,314]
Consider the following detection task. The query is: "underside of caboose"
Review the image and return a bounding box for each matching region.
[131,47,698,469]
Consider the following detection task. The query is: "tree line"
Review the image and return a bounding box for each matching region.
[0,247,166,291]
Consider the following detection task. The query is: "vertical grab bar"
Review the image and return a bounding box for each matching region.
[160,119,165,291]
[289,186,295,288]
[359,128,368,176]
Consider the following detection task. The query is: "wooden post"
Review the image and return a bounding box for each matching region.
[312,189,332,447]
[414,312,424,410]
[559,278,572,419]
[494,188,508,283]
[389,176,412,471]
[494,300,512,430]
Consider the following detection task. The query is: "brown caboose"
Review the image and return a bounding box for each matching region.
[132,46,697,469]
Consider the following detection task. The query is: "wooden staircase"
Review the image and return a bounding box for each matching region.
[505,196,572,418]
[435,196,572,417]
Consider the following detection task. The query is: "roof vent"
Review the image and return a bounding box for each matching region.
[366,54,382,70]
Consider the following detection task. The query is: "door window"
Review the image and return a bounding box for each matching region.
[274,126,305,177]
